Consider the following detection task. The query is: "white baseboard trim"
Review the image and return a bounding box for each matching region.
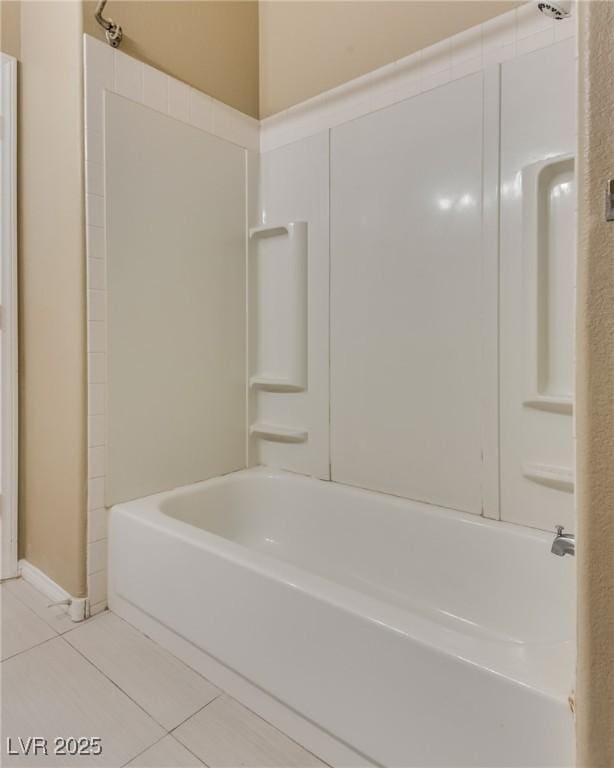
[18,559,89,622]
[109,589,374,768]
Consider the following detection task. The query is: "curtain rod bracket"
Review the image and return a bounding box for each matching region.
[94,0,123,48]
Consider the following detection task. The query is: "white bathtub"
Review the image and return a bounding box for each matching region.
[108,468,575,767]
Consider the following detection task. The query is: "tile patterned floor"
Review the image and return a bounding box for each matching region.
[1,579,327,767]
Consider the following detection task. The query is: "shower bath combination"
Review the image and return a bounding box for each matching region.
[80,2,578,766]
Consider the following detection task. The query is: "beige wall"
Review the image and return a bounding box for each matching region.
[82,1,260,118]
[259,0,522,117]
[8,2,524,120]
[2,1,88,597]
[0,0,20,58]
[576,2,614,765]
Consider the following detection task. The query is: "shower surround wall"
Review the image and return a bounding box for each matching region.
[252,5,576,527]
[499,40,576,530]
[86,2,576,610]
[248,133,330,479]
[83,36,258,612]
[104,93,246,505]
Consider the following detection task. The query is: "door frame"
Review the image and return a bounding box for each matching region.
[1,53,19,580]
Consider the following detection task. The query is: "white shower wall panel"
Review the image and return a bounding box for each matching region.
[330,74,486,513]
[499,39,576,530]
[251,132,330,479]
[105,93,246,506]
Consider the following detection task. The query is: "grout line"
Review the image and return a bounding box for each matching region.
[79,600,223,700]
[166,734,211,768]
[61,634,171,733]
[2,582,64,636]
[169,694,329,767]
[202,694,333,768]
[106,612,223,692]
[119,733,167,768]
[124,729,214,768]
[168,694,222,734]
[0,632,59,664]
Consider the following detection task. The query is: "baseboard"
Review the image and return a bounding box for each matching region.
[109,589,375,768]
[18,559,89,622]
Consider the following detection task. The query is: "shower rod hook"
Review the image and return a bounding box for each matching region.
[94,0,123,48]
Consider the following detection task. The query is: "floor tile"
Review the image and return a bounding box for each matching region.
[127,736,204,768]
[173,695,325,768]
[1,586,56,660]
[65,612,219,729]
[4,578,77,635]
[1,637,164,766]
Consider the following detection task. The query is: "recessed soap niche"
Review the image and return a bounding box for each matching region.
[522,155,575,415]
[521,154,575,494]
[249,222,309,443]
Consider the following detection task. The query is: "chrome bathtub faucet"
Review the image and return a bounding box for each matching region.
[551,525,575,557]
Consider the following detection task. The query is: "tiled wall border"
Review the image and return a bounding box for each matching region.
[259,3,575,153]
[83,34,259,614]
[84,3,575,611]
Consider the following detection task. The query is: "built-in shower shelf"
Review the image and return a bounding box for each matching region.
[522,154,575,412]
[250,376,305,393]
[522,462,574,493]
[523,396,573,415]
[249,224,289,240]
[250,423,308,443]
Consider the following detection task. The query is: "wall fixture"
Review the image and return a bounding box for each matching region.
[94,0,123,48]
[536,0,571,20]
[605,179,614,222]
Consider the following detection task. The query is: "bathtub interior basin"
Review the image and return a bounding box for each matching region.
[159,468,574,648]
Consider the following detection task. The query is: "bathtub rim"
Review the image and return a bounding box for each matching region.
[125,464,557,543]
[109,467,574,702]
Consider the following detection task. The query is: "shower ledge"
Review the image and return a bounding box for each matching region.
[250,423,308,443]
[250,376,305,393]
[522,396,573,415]
[249,224,289,239]
[522,462,574,493]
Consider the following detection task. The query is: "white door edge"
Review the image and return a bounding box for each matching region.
[1,53,19,580]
